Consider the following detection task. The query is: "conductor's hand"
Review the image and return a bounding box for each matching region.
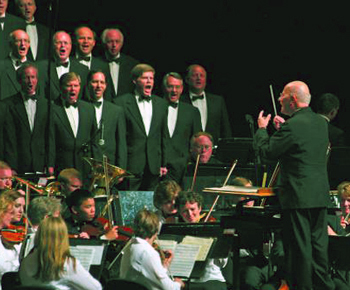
[257,110,271,129]
[273,115,285,131]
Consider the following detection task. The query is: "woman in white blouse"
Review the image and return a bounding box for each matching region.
[19,216,102,290]
[120,209,185,290]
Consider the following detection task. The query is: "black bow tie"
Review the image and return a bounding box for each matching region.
[15,60,25,67]
[26,94,37,101]
[108,57,121,64]
[78,55,91,62]
[92,101,102,108]
[139,95,151,102]
[26,21,36,26]
[168,102,178,108]
[65,102,78,108]
[57,61,69,68]
[0,17,5,23]
[192,94,204,101]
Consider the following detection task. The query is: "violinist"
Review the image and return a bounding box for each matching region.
[64,188,118,240]
[0,189,26,245]
[20,196,62,260]
[119,208,185,290]
[0,189,21,287]
[153,179,181,224]
[177,191,228,290]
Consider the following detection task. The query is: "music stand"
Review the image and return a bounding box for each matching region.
[69,238,109,280]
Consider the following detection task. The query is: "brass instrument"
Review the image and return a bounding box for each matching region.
[84,157,133,195]
[14,177,62,197]
[14,176,45,194]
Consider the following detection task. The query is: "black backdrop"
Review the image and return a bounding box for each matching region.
[8,0,350,138]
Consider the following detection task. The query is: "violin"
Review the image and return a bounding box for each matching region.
[1,218,27,244]
[79,216,134,241]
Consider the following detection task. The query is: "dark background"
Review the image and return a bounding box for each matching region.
[8,0,350,138]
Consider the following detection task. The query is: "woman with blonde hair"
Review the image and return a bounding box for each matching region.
[19,216,102,290]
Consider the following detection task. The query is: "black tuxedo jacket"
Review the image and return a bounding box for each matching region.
[0,13,26,60]
[98,53,139,101]
[94,100,127,168]
[49,99,98,175]
[181,92,232,144]
[166,102,202,183]
[0,57,21,100]
[0,100,7,160]
[113,93,169,176]
[3,92,49,173]
[255,107,331,209]
[26,22,50,61]
[37,57,89,101]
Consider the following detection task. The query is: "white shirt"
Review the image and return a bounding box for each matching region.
[26,19,38,60]
[0,237,22,290]
[76,53,92,69]
[190,92,207,131]
[23,95,37,132]
[136,94,152,136]
[191,258,227,283]
[108,53,121,95]
[120,237,181,290]
[20,249,102,290]
[10,53,27,70]
[64,106,79,137]
[94,99,103,128]
[167,103,178,138]
[56,59,70,80]
[0,13,5,30]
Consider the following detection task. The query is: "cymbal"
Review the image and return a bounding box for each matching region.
[83,157,134,180]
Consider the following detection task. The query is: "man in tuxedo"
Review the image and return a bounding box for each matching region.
[85,70,127,169]
[3,63,49,174]
[315,93,346,147]
[162,72,201,184]
[0,0,26,60]
[0,29,30,100]
[181,64,232,145]
[114,63,169,190]
[99,28,139,101]
[15,0,49,61]
[48,72,99,184]
[255,81,334,289]
[73,26,108,71]
[37,30,89,101]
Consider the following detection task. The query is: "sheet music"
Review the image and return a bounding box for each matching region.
[209,185,260,193]
[169,244,200,277]
[70,246,96,271]
[181,236,214,261]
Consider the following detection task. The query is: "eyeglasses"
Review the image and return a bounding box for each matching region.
[0,177,13,182]
[194,145,212,150]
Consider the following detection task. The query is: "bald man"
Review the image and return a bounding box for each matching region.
[254,81,334,290]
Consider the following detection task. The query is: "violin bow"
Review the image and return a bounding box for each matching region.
[189,153,201,191]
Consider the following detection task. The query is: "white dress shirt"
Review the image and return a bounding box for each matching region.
[23,95,37,132]
[64,106,79,137]
[136,94,152,136]
[19,249,102,290]
[56,59,70,80]
[120,237,181,290]
[190,92,207,131]
[167,103,179,138]
[108,53,121,95]
[76,53,92,69]
[26,18,38,60]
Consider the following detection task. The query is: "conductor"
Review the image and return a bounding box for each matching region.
[254,81,334,290]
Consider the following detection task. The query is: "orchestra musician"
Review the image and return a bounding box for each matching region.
[64,188,118,240]
[177,190,228,290]
[153,179,181,224]
[0,189,22,288]
[119,208,185,290]
[0,161,13,192]
[19,216,102,290]
[20,196,62,261]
